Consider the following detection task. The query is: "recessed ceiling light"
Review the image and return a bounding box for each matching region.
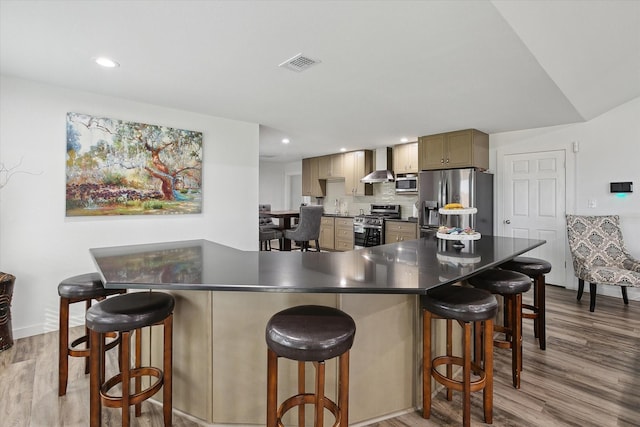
[340,148,346,152]
[281,138,290,144]
[95,57,120,68]
[400,137,408,143]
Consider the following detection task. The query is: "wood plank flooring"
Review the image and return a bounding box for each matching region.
[1,285,638,426]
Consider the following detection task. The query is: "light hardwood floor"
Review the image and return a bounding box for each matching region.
[1,285,638,426]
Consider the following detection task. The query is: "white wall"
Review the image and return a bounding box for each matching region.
[0,76,259,338]
[490,96,640,300]
[258,161,285,210]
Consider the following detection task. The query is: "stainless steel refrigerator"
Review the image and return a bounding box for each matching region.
[419,168,493,237]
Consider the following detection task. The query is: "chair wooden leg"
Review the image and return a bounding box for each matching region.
[89,329,103,427]
[315,239,320,252]
[622,286,629,305]
[135,328,142,417]
[473,321,482,364]
[59,297,70,396]
[589,282,597,312]
[483,319,494,424]
[512,294,522,389]
[505,297,513,342]
[537,275,546,350]
[266,349,278,427]
[532,280,539,339]
[577,278,584,300]
[163,315,173,426]
[446,319,453,401]
[314,361,325,427]
[462,322,471,427]
[121,331,131,427]
[84,299,92,374]
[338,351,350,427]
[422,309,432,419]
[298,361,305,427]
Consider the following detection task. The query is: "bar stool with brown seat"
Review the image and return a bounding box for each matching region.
[86,291,174,427]
[468,268,531,389]
[58,272,125,396]
[422,285,498,427]
[265,305,356,427]
[500,257,552,350]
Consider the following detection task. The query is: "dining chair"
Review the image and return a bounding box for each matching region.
[283,205,324,251]
[565,214,640,312]
[259,204,279,230]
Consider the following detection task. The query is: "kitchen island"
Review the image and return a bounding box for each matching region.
[90,236,544,424]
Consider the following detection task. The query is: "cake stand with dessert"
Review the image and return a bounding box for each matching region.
[436,203,481,249]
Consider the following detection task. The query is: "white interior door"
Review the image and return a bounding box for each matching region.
[501,150,566,285]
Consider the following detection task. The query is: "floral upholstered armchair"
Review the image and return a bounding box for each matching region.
[566,215,640,312]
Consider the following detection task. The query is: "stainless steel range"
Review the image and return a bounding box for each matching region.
[353,204,401,248]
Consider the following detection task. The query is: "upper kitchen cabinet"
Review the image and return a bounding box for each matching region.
[344,150,373,196]
[393,142,419,174]
[418,129,489,171]
[318,154,344,179]
[302,157,326,197]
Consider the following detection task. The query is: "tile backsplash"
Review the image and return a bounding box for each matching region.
[319,181,418,218]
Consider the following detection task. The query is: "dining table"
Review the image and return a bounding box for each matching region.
[89,235,545,424]
[262,209,300,251]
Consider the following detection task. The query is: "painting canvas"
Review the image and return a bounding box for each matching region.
[66,112,203,216]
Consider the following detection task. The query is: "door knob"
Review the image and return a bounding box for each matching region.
[505,220,511,224]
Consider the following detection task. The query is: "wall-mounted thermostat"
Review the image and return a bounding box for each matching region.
[610,182,633,193]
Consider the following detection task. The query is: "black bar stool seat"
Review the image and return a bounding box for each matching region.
[86,292,174,427]
[266,305,356,427]
[468,268,531,389]
[501,257,552,277]
[58,273,124,396]
[422,285,497,427]
[500,256,551,350]
[86,292,174,332]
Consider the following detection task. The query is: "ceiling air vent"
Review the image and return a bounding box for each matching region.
[278,53,321,72]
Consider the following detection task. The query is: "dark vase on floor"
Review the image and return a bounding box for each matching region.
[0,272,15,351]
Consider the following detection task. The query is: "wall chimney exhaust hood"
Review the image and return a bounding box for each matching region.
[360,147,394,183]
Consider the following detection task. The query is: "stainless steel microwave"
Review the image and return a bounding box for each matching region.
[395,174,418,193]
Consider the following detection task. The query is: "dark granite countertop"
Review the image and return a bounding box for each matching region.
[90,236,544,294]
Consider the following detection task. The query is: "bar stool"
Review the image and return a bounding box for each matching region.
[500,257,552,350]
[58,273,125,396]
[86,292,174,427]
[265,305,356,427]
[468,269,531,389]
[422,285,498,427]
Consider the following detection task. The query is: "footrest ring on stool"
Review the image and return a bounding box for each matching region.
[277,393,341,427]
[68,331,119,358]
[432,355,487,393]
[100,366,164,409]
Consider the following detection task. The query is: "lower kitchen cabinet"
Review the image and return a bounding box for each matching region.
[385,220,417,244]
[334,217,354,251]
[319,216,335,250]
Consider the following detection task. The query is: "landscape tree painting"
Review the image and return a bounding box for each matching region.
[66,112,203,216]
